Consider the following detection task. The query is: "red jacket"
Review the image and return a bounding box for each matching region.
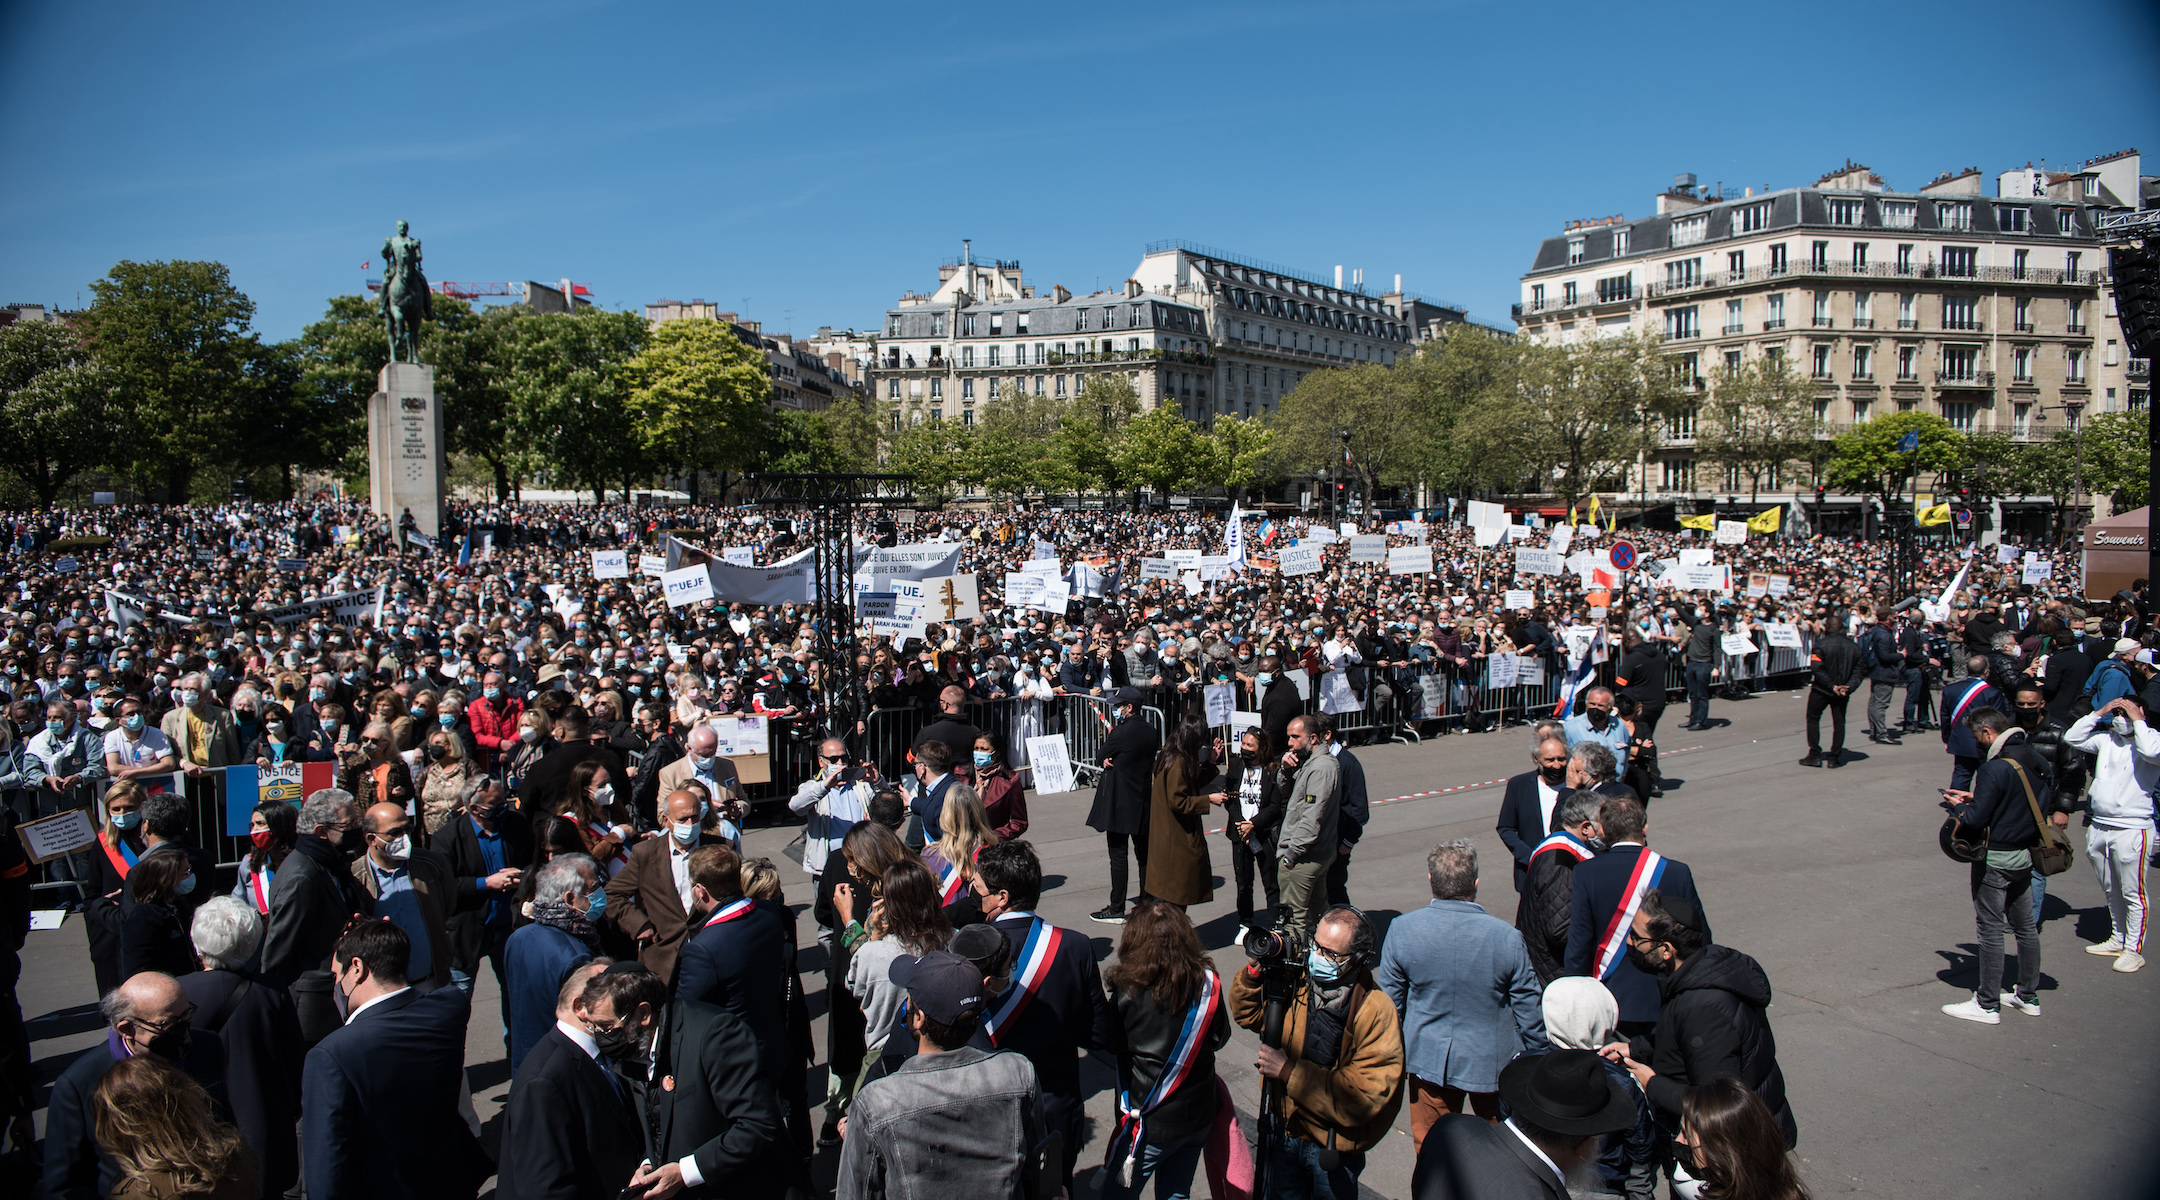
[467,694,526,762]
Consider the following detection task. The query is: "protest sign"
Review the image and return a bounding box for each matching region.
[638,554,666,577]
[1198,555,1233,582]
[1517,658,1546,686]
[1679,547,1713,566]
[1347,535,1387,564]
[1487,652,1519,689]
[723,546,755,567]
[858,592,897,619]
[1140,558,1178,580]
[1387,546,1433,575]
[710,714,767,757]
[1548,525,1573,557]
[1503,589,1535,610]
[1766,623,1804,648]
[1032,580,1073,612]
[1767,574,1790,597]
[662,564,715,607]
[1033,540,1057,561]
[591,549,630,579]
[2022,560,2052,584]
[1714,520,1748,545]
[1746,572,1768,598]
[1279,544,1322,577]
[1167,549,1202,569]
[1721,632,1756,657]
[16,810,99,864]
[1514,548,1561,576]
[922,574,980,621]
[1026,736,1076,794]
[1204,682,1236,727]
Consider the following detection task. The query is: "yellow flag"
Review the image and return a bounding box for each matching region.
[1588,495,1602,526]
[1747,506,1782,534]
[1918,503,1952,526]
[1678,513,1715,531]
[1567,505,1578,528]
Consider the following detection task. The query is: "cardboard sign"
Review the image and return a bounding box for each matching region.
[1141,558,1178,580]
[1204,681,1236,727]
[1003,572,1046,607]
[1714,520,1748,545]
[1514,548,1561,576]
[639,554,667,577]
[1347,535,1387,564]
[591,549,630,579]
[1280,544,1323,577]
[1387,546,1433,575]
[1503,589,1536,611]
[922,574,980,621]
[1474,524,1505,548]
[710,714,767,757]
[1767,574,1790,597]
[1026,735,1076,795]
[1487,652,1519,689]
[1721,632,1757,657]
[1339,522,1359,538]
[662,564,715,607]
[1766,622,1804,648]
[1305,527,1337,546]
[16,809,99,864]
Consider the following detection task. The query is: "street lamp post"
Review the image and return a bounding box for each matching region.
[2066,399,2087,543]
[1334,428,1350,527]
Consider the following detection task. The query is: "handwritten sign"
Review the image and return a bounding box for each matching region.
[1721,633,1756,657]
[639,554,666,577]
[1204,681,1236,727]
[1279,544,1322,577]
[1766,623,1804,648]
[16,809,99,864]
[1504,589,1536,610]
[1714,520,1748,545]
[1767,574,1790,597]
[1026,735,1076,795]
[1487,652,1519,689]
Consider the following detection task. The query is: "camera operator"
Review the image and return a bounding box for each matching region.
[1230,905,1403,1200]
[788,737,877,922]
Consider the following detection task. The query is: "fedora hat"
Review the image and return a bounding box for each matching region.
[1496,1049,1637,1138]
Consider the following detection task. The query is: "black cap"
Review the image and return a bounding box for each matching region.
[888,951,985,1026]
[1111,686,1144,706]
[949,923,1010,972]
[1658,894,1705,934]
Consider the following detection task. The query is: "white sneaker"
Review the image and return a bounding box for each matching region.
[1233,926,1249,949]
[1999,991,2042,1016]
[1941,998,2001,1025]
[2114,951,2145,973]
[2086,936,2126,956]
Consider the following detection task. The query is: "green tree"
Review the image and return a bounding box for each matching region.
[1823,411,1962,503]
[2079,409,2151,511]
[970,392,1073,497]
[1198,413,1274,499]
[296,292,481,491]
[0,321,121,504]
[1395,326,1519,495]
[1694,355,1818,500]
[427,303,526,499]
[1052,376,1140,494]
[884,410,974,502]
[1455,333,1683,508]
[499,310,652,503]
[1273,362,1427,512]
[78,259,261,500]
[1114,404,1210,496]
[766,395,883,475]
[624,320,769,503]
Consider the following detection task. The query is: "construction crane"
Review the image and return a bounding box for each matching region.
[363,278,592,301]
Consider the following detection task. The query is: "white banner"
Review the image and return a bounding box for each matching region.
[1387,546,1433,575]
[591,549,630,579]
[662,564,715,607]
[1347,535,1387,564]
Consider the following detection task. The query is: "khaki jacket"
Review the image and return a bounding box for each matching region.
[1229,963,1403,1152]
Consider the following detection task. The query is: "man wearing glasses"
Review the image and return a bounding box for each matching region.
[44,971,230,1200]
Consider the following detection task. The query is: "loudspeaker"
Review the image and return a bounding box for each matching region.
[2110,242,2160,360]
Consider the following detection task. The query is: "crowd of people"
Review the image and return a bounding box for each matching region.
[0,493,2149,1200]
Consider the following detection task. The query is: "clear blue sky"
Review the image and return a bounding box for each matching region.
[5,0,2157,342]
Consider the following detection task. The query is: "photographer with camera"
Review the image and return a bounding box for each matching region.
[1231,906,1403,1200]
[788,737,877,900]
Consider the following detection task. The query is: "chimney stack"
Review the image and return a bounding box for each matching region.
[1334,265,1343,288]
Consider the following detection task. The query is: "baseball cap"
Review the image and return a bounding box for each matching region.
[888,951,986,1026]
[2116,638,2142,656]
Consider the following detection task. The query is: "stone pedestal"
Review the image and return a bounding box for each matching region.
[367,362,445,539]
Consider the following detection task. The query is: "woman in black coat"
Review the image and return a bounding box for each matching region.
[119,850,198,979]
[1224,725,1286,938]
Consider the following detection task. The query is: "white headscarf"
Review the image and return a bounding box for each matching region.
[1542,976,1620,1051]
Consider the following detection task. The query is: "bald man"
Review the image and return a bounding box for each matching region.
[916,686,986,781]
[349,801,457,992]
[45,972,231,1200]
[606,790,733,981]
[499,959,641,1200]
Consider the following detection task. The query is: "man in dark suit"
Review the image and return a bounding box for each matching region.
[903,737,960,850]
[915,685,985,778]
[44,971,230,1200]
[1257,656,1304,751]
[1941,656,2008,788]
[609,790,730,983]
[1083,687,1160,923]
[2042,626,2102,725]
[1496,732,1571,894]
[969,840,1113,1193]
[302,920,492,1200]
[584,962,792,1200]
[1412,1050,1638,1200]
[434,775,530,1004]
[499,958,644,1200]
[1563,795,1707,1034]
[517,705,628,813]
[182,897,304,1199]
[506,853,605,1072]
[263,787,372,1045]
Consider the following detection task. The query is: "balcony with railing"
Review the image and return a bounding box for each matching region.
[1851,318,1873,329]
[1762,318,1787,331]
[1941,318,1985,332]
[1722,322,1745,335]
[1811,316,1835,328]
[2130,357,2151,378]
[1897,318,1920,329]
[2066,322,2088,335]
[1935,368,1994,386]
[1642,260,2104,301]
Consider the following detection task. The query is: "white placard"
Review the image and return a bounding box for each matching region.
[1141,558,1178,580]
[1026,735,1076,794]
[1305,527,1337,546]
[590,549,630,579]
[1280,544,1323,577]
[1721,633,1757,657]
[1577,523,1602,541]
[1198,555,1233,582]
[15,809,99,863]
[1167,549,1202,569]
[1387,546,1433,575]
[1204,682,1236,727]
[1019,557,1062,578]
[1032,580,1073,612]
[1003,572,1045,607]
[1467,499,1507,529]
[1679,548,1713,566]
[1767,574,1790,597]
[1503,589,1535,610]
[1348,535,1388,564]
[859,592,897,619]
[1474,524,1505,548]
[638,554,667,577]
[1284,668,1312,701]
[1033,540,1058,561]
[1514,548,1562,576]
[1517,659,1546,686]
[1996,544,2018,564]
[922,574,981,621]
[1714,520,1749,545]
[709,714,768,757]
[662,564,715,607]
[723,546,755,566]
[1548,525,1574,557]
[1339,522,1358,537]
[1419,675,1449,713]
[1765,622,1804,648]
[1180,572,1203,596]
[1487,652,1519,689]
[2022,560,2052,584]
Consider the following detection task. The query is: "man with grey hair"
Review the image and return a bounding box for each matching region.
[264,788,371,1044]
[158,670,242,774]
[44,972,231,1200]
[1516,789,1605,985]
[1377,839,1546,1153]
[506,852,604,1071]
[182,897,305,1198]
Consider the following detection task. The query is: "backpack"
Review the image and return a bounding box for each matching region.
[2070,659,2129,722]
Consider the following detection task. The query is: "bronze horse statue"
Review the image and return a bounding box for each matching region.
[380,220,433,363]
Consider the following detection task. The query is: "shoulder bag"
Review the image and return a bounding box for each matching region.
[2006,759,2074,876]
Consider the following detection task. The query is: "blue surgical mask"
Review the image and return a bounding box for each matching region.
[176,874,198,897]
[1256,672,1274,686]
[484,686,501,699]
[310,687,327,702]
[670,819,699,846]
[973,750,995,769]
[111,810,143,832]
[123,715,145,732]
[439,713,456,728]
[45,719,64,737]
[1306,946,1345,984]
[582,887,607,921]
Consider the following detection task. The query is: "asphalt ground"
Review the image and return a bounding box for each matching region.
[12,684,2158,1198]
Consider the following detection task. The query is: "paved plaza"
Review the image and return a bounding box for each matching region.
[14,685,2157,1198]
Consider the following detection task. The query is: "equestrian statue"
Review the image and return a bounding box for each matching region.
[380,220,434,363]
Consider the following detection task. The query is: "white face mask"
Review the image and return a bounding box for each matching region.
[382,833,412,862]
[591,783,614,807]
[519,727,540,744]
[177,689,200,708]
[670,819,699,846]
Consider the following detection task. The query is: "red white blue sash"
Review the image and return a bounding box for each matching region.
[983,915,1065,1047]
[1591,848,1666,979]
[933,856,968,906]
[702,897,755,928]
[1947,679,1990,728]
[1104,969,1222,1183]
[1530,831,1595,863]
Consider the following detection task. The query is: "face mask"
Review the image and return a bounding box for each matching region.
[1306,947,1345,985]
[175,874,197,896]
[591,783,614,807]
[692,753,717,773]
[973,750,995,769]
[380,833,412,862]
[438,713,456,728]
[123,715,145,732]
[582,886,607,922]
[1539,765,1567,787]
[250,829,276,850]
[111,810,142,832]
[45,719,65,737]
[670,819,699,846]
[590,1018,643,1061]
[519,727,540,744]
[1626,944,1672,976]
[336,826,368,860]
[177,690,199,708]
[142,1023,193,1061]
[1256,672,1273,686]
[1239,748,1258,764]
[698,799,712,821]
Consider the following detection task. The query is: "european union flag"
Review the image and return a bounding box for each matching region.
[1897,429,1920,453]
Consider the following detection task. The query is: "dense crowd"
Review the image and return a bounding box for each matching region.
[0,495,2149,1200]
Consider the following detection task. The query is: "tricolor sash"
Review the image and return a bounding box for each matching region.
[1946,680,1990,729]
[249,865,274,915]
[102,836,139,880]
[1103,969,1223,1185]
[1530,830,1595,863]
[933,856,968,906]
[702,897,755,928]
[1591,848,1667,979]
[982,915,1065,1047]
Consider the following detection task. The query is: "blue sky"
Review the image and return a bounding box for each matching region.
[5,0,2157,342]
